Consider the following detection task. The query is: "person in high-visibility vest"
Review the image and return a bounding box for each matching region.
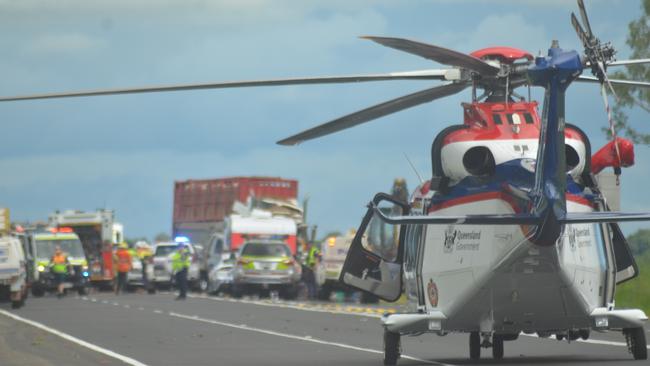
[135,242,153,290]
[114,242,132,295]
[50,246,71,299]
[171,244,191,300]
[303,244,321,299]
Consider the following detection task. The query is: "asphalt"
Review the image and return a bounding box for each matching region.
[0,292,647,366]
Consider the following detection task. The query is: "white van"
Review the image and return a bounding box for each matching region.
[0,235,28,308]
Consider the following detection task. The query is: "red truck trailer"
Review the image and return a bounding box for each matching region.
[172,177,299,246]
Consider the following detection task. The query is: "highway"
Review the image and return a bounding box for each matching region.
[0,292,647,366]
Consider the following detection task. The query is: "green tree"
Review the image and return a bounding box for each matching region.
[154,232,171,243]
[604,0,650,143]
[626,228,650,256]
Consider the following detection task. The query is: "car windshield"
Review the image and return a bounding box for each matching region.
[241,243,291,257]
[155,245,178,257]
[36,239,85,260]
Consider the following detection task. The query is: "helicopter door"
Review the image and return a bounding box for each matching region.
[340,193,409,302]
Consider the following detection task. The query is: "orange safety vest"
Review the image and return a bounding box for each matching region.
[51,253,68,274]
[115,249,132,273]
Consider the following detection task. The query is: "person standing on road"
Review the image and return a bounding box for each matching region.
[135,242,153,291]
[303,244,321,299]
[114,242,132,295]
[171,244,191,300]
[50,246,71,299]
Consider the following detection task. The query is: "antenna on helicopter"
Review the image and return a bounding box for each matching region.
[403,152,424,185]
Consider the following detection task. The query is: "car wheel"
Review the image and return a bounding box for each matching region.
[199,279,208,293]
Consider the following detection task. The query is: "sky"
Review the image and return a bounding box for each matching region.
[1,0,649,240]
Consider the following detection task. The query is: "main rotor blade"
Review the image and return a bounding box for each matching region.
[362,36,499,76]
[277,82,468,146]
[571,12,591,49]
[577,0,595,39]
[0,70,451,102]
[577,75,650,88]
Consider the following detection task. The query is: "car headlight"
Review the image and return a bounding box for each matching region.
[37,265,46,272]
[82,265,89,271]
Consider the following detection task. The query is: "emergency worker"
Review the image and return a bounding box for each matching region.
[171,244,191,300]
[135,242,153,290]
[303,244,321,299]
[114,242,132,295]
[50,246,70,299]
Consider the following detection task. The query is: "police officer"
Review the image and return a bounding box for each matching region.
[171,244,191,300]
[303,244,321,299]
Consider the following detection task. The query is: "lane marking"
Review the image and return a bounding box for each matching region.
[184,294,648,349]
[521,333,650,349]
[169,312,453,366]
[153,309,163,314]
[0,309,148,366]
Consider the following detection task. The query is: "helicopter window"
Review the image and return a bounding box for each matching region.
[362,205,403,263]
[524,113,534,124]
[492,114,503,125]
[506,114,514,124]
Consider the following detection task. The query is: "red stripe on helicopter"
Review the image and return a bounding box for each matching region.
[442,125,583,145]
[427,191,594,214]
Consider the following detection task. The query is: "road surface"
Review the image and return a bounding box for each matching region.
[0,292,646,366]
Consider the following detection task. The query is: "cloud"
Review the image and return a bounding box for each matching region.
[24,33,106,54]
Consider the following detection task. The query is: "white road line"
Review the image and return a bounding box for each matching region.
[521,333,650,349]
[169,312,453,366]
[0,309,148,366]
[101,300,108,304]
[153,309,163,314]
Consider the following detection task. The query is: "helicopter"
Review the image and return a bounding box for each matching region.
[2,0,650,364]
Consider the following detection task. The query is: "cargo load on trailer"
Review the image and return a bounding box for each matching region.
[172,176,300,246]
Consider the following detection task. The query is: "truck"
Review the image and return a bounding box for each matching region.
[172,176,300,247]
[48,210,124,289]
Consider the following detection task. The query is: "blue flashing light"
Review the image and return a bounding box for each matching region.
[82,271,89,277]
[174,236,190,243]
